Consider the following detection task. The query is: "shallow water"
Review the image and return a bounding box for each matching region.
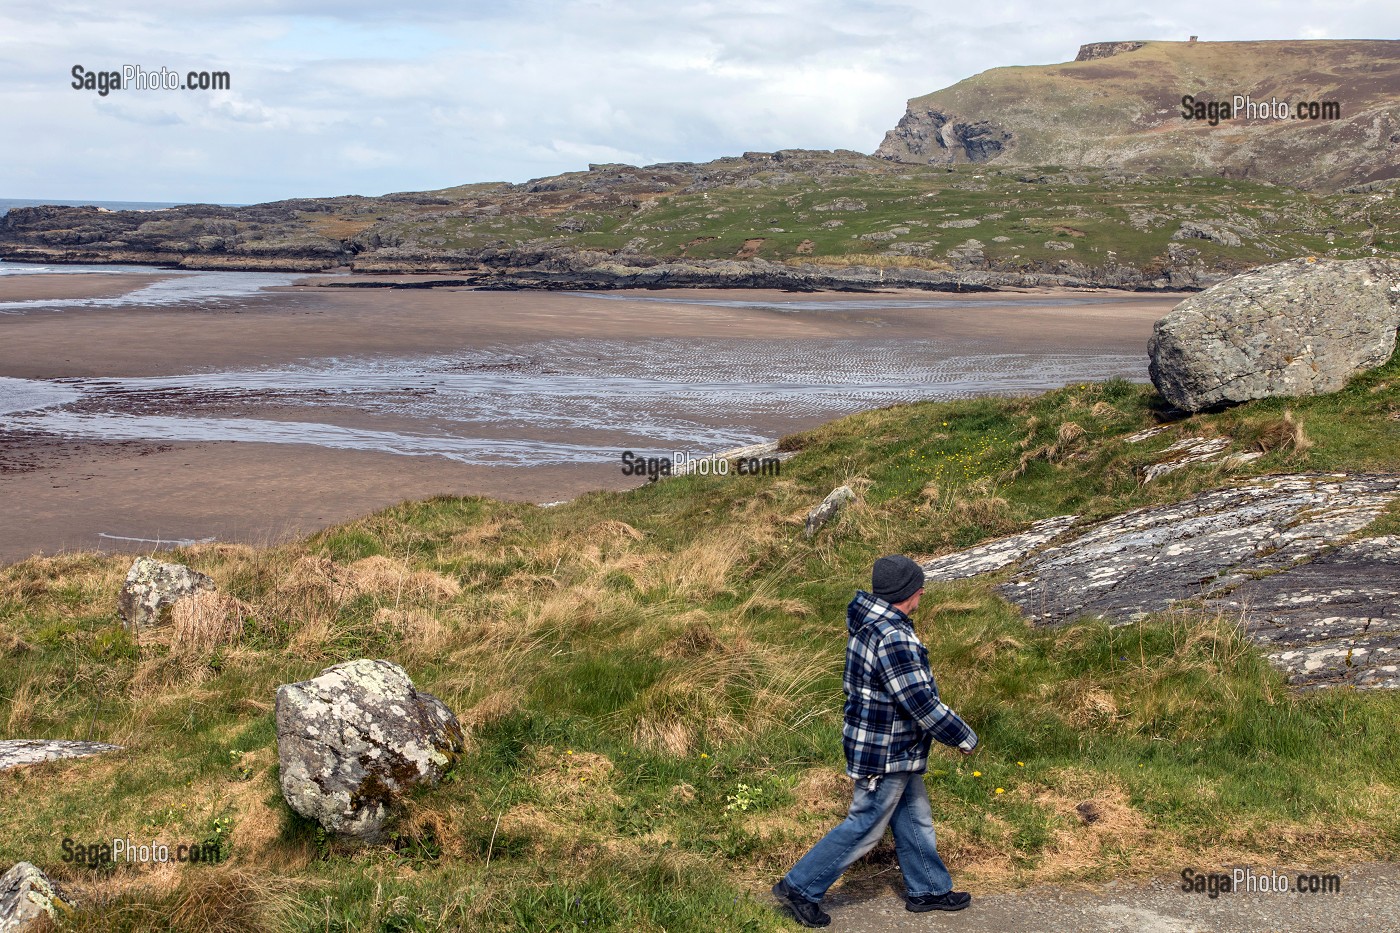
[0,267,302,313]
[0,260,172,276]
[568,291,1120,313]
[0,341,1146,464]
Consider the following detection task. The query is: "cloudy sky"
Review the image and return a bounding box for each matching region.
[3,1,1396,204]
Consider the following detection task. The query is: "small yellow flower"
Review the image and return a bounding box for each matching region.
[566,750,573,755]
[972,771,981,777]
[995,788,1004,794]
[1017,761,1024,767]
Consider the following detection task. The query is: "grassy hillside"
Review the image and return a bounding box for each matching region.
[880,40,1400,192]
[3,353,1400,931]
[5,158,1398,277]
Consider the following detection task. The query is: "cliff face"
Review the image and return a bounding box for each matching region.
[876,39,1400,191]
[876,108,1011,165]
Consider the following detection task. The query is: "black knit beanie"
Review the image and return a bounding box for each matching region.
[872,555,925,604]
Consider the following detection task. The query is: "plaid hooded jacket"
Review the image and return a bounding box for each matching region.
[842,590,977,778]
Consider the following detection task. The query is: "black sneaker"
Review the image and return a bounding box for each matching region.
[771,878,832,928]
[906,890,972,912]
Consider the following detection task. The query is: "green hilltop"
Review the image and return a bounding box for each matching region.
[878,39,1400,192]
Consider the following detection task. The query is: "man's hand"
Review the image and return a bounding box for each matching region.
[959,744,978,757]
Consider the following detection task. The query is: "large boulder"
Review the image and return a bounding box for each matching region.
[117,557,215,630]
[275,659,464,841]
[0,862,74,932]
[1148,258,1400,411]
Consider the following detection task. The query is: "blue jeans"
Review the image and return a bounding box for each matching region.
[784,770,952,901]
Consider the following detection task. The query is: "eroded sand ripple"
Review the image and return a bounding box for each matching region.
[0,341,1144,465]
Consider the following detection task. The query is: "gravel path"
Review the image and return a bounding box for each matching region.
[804,863,1400,932]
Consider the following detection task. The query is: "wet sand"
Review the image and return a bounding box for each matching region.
[0,273,1184,565]
[0,271,174,303]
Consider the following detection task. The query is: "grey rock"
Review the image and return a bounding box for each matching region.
[0,740,122,772]
[1141,436,1231,481]
[813,198,867,212]
[1212,536,1400,689]
[275,659,464,840]
[672,441,789,476]
[876,107,1012,164]
[922,515,1079,581]
[1075,41,1146,61]
[991,474,1400,687]
[938,218,980,229]
[1148,258,1400,411]
[805,486,856,538]
[117,556,216,630]
[1044,241,1075,251]
[0,862,73,932]
[946,238,986,266]
[1125,426,1170,443]
[1171,221,1242,247]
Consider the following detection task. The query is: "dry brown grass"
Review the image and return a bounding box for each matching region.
[171,591,250,654]
[946,495,1017,535]
[628,636,831,756]
[648,535,746,599]
[528,746,621,809]
[1059,681,1122,728]
[345,556,462,603]
[460,687,525,730]
[4,675,42,733]
[0,620,30,655]
[1253,409,1314,457]
[1006,421,1089,480]
[974,634,1027,662]
[374,607,454,658]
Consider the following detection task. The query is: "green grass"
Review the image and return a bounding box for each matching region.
[4,349,1400,930]
[349,161,1400,273]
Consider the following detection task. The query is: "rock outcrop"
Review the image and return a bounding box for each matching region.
[117,557,216,630]
[922,515,1079,581]
[0,740,122,771]
[1074,41,1146,61]
[0,862,73,933]
[922,473,1400,689]
[275,659,464,840]
[876,39,1400,192]
[875,108,1012,165]
[1148,258,1400,411]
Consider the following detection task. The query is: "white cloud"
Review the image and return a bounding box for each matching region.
[0,0,1396,202]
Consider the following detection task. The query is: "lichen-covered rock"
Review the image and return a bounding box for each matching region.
[921,515,1079,581]
[985,473,1400,688]
[117,556,215,630]
[804,486,855,538]
[1212,536,1400,689]
[1148,258,1400,411]
[0,862,74,932]
[0,740,122,772]
[275,659,464,840]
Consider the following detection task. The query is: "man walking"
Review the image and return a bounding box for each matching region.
[772,555,977,927]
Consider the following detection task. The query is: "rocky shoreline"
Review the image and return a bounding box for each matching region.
[0,245,1224,292]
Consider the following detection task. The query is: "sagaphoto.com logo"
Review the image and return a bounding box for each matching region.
[72,65,231,97]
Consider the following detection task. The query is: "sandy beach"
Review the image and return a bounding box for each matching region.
[0,271,174,303]
[0,272,1185,565]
